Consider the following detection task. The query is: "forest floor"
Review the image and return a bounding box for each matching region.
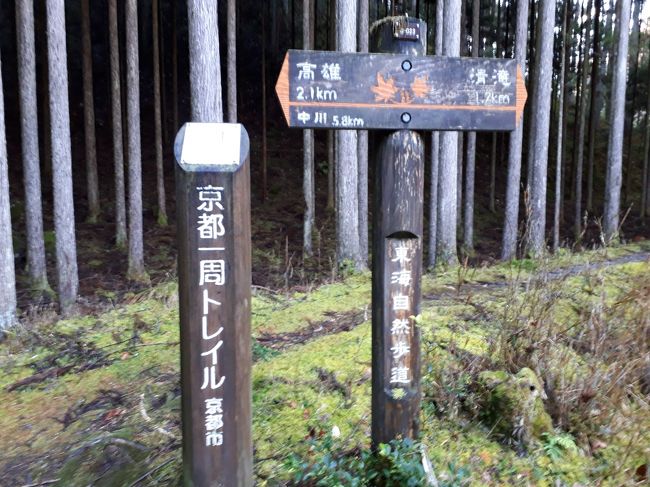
[0,241,648,486]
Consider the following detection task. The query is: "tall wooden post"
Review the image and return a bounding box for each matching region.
[370,17,426,446]
[174,123,252,486]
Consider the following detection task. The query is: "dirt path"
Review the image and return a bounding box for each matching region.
[258,251,650,351]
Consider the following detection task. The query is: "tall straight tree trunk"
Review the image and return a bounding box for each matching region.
[437,0,460,266]
[463,0,479,252]
[525,0,539,190]
[335,0,362,268]
[126,0,148,282]
[0,52,17,329]
[109,0,127,248]
[501,0,529,260]
[262,3,268,201]
[227,0,237,122]
[527,0,555,257]
[489,0,502,213]
[188,1,223,122]
[358,0,369,265]
[172,0,179,131]
[641,47,650,218]
[574,0,593,241]
[553,0,569,252]
[81,0,100,223]
[587,0,602,212]
[429,0,444,269]
[16,0,50,292]
[624,1,641,204]
[327,0,336,211]
[604,0,632,242]
[153,0,167,226]
[303,0,315,256]
[604,0,615,122]
[47,0,79,313]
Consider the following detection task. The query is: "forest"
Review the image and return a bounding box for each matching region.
[0,0,649,485]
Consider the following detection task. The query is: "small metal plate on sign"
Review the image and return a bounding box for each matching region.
[180,123,241,166]
[393,18,420,41]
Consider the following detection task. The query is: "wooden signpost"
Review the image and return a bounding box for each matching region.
[174,123,252,486]
[275,50,526,132]
[276,16,527,448]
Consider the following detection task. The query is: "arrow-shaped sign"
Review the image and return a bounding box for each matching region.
[276,50,527,131]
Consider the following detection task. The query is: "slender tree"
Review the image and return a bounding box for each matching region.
[574,0,593,240]
[227,0,237,122]
[358,0,369,265]
[303,0,315,256]
[553,0,568,252]
[437,0,461,266]
[586,0,602,212]
[188,1,223,122]
[0,52,17,329]
[16,0,50,293]
[126,0,148,282]
[527,0,555,256]
[335,0,362,268]
[81,0,100,223]
[624,0,642,204]
[428,0,443,269]
[501,0,529,260]
[642,52,650,218]
[603,0,632,241]
[109,0,127,248]
[463,0,479,252]
[153,0,167,226]
[47,0,79,313]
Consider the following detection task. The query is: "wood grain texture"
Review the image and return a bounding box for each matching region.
[370,16,425,448]
[175,124,252,486]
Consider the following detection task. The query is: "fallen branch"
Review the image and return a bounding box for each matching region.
[139,393,177,440]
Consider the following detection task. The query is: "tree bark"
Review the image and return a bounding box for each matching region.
[16,0,50,292]
[437,0,461,266]
[501,0,529,260]
[358,0,369,265]
[553,0,568,252]
[108,0,127,248]
[335,0,362,268]
[604,0,632,242]
[126,0,147,282]
[574,0,593,241]
[463,0,478,253]
[81,0,100,223]
[47,0,79,313]
[172,0,179,131]
[642,38,650,218]
[303,0,315,257]
[624,0,641,205]
[0,51,17,329]
[188,0,223,122]
[428,0,444,269]
[153,0,167,226]
[227,0,237,123]
[527,0,555,257]
[586,0,602,212]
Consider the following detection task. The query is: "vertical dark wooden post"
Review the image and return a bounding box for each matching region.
[370,17,426,447]
[174,123,252,486]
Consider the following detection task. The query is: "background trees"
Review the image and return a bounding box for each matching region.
[0,0,648,322]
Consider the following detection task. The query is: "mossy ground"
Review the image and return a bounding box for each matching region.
[0,243,648,486]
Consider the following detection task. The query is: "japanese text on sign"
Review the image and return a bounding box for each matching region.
[196,184,227,447]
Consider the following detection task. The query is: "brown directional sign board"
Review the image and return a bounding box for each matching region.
[275,50,527,131]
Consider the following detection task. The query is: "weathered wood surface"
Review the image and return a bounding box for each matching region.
[174,123,252,487]
[370,17,425,447]
[276,47,526,131]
